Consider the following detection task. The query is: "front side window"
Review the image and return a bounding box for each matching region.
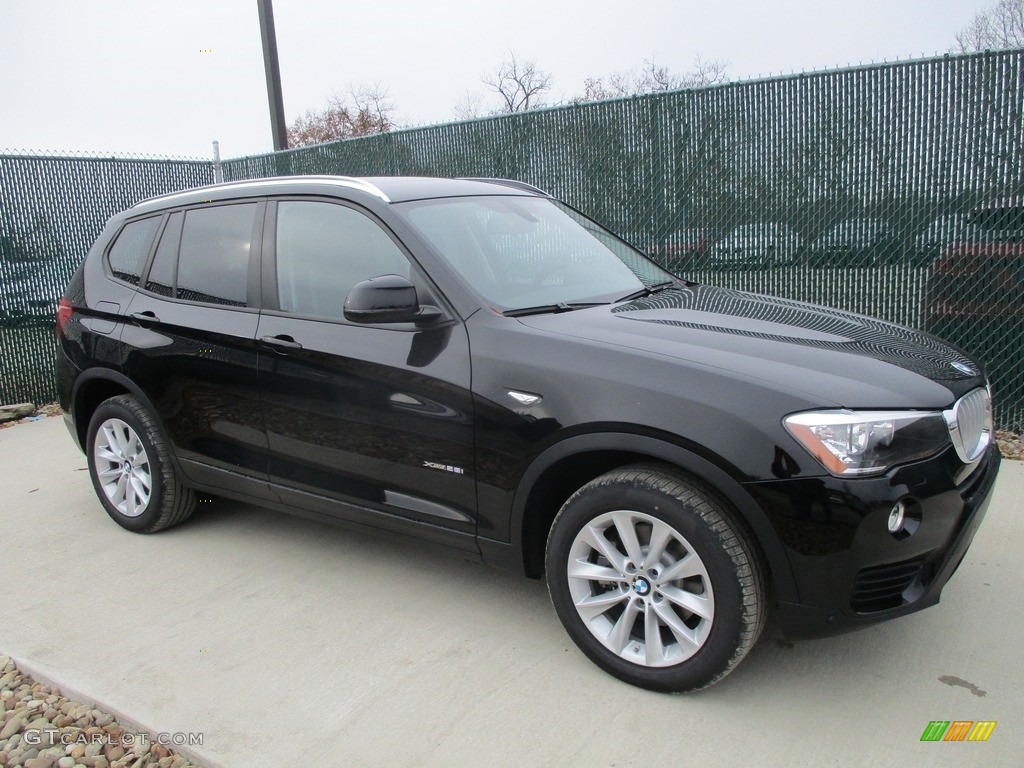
[176,204,257,306]
[107,216,161,285]
[398,196,671,310]
[275,200,411,320]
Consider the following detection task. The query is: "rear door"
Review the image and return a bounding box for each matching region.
[256,198,478,549]
[123,201,273,499]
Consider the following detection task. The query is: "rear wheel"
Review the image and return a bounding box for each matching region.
[545,464,766,692]
[86,395,196,533]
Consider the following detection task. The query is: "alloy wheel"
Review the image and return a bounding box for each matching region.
[92,417,152,518]
[566,509,715,667]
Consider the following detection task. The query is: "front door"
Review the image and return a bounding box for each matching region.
[256,198,477,548]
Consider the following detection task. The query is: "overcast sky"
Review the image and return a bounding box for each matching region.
[0,0,996,161]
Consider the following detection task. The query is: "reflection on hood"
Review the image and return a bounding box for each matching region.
[612,285,979,383]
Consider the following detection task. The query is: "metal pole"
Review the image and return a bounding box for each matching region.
[212,140,224,183]
[257,0,288,151]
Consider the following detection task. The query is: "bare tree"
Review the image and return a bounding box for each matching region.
[955,0,1024,51]
[579,71,639,102]
[453,90,488,120]
[287,85,395,148]
[483,53,553,113]
[577,55,729,102]
[684,54,730,88]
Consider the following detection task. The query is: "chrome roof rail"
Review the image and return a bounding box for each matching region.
[457,177,551,196]
[134,175,391,208]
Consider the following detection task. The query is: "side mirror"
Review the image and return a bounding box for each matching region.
[343,274,441,325]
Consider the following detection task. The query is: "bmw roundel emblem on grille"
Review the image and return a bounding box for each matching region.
[950,361,975,376]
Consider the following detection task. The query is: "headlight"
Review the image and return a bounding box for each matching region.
[783,410,949,476]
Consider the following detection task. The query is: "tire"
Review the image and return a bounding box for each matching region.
[545,464,766,693]
[86,395,196,533]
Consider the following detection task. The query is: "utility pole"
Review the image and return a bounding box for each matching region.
[257,0,288,151]
[212,141,224,183]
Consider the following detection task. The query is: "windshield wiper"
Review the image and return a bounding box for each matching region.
[616,281,677,303]
[502,301,608,318]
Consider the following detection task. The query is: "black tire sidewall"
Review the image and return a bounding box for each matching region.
[86,398,168,533]
[547,479,750,693]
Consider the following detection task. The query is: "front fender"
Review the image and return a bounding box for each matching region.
[495,430,799,604]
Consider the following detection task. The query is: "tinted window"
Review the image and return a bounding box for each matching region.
[145,212,182,297]
[177,204,257,306]
[275,201,410,319]
[107,216,161,285]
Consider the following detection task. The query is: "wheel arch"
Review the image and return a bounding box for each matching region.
[70,369,173,460]
[509,431,799,604]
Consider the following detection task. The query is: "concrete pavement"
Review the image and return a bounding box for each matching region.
[1,414,1022,767]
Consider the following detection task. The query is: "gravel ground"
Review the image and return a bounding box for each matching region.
[996,430,1023,460]
[0,656,201,768]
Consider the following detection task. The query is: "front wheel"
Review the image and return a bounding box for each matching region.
[545,464,766,692]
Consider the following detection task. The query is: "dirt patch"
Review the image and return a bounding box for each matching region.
[0,403,60,430]
[996,430,1023,461]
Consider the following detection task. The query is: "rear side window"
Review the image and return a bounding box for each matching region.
[107,216,161,285]
[145,212,182,297]
[176,204,257,306]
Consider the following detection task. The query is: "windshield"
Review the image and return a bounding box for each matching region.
[398,196,673,310]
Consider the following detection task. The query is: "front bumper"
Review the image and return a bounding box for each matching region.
[746,443,1001,638]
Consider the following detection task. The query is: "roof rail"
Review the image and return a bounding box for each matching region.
[458,177,551,197]
[133,175,391,208]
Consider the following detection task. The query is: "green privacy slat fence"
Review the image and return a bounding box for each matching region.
[1,50,1022,430]
[223,50,1024,430]
[0,153,214,404]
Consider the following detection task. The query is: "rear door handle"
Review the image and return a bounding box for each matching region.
[260,334,303,351]
[129,311,159,326]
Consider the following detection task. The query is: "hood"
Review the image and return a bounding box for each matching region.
[516,285,985,409]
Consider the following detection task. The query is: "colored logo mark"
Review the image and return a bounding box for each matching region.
[920,720,997,742]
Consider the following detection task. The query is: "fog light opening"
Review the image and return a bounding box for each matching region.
[887,502,906,534]
[888,499,921,540]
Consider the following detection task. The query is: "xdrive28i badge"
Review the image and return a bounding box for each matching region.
[423,461,465,475]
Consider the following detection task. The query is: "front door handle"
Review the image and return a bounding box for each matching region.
[129,311,159,326]
[260,334,303,352]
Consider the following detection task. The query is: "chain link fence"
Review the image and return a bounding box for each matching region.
[1,50,1022,428]
[0,151,213,403]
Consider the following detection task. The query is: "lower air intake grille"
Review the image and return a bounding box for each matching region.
[851,559,925,613]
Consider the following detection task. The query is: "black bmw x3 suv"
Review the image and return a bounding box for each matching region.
[56,176,1000,692]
